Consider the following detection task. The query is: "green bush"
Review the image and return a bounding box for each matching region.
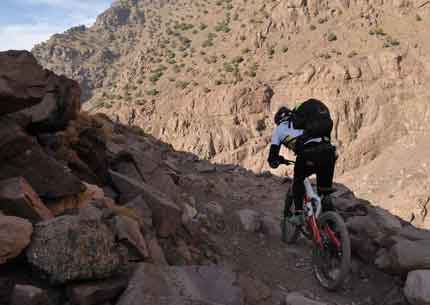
[310,24,317,31]
[166,50,176,59]
[246,62,258,77]
[173,65,181,73]
[327,32,337,41]
[383,36,400,48]
[223,62,235,72]
[232,56,244,64]
[146,89,159,96]
[176,80,190,89]
[369,27,386,36]
[215,21,231,33]
[268,46,275,56]
[208,32,217,39]
[202,39,214,48]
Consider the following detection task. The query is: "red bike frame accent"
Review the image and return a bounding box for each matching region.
[307,216,322,247]
[324,225,341,250]
[303,196,342,251]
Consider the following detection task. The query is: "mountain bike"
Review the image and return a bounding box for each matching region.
[281,160,351,291]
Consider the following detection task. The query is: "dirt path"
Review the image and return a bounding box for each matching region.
[202,172,405,305]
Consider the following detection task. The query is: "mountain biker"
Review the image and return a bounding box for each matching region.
[267,99,337,228]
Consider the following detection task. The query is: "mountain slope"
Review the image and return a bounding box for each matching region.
[32,0,430,225]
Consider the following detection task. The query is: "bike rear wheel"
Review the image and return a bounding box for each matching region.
[312,211,351,291]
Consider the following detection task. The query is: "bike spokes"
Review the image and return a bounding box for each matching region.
[312,212,351,291]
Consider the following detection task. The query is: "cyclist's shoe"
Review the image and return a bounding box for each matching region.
[288,211,305,226]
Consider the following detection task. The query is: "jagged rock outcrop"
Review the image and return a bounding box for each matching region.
[0,177,53,222]
[0,50,81,131]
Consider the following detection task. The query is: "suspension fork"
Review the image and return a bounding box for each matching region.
[324,225,341,250]
[307,216,323,248]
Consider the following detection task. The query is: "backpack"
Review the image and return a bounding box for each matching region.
[291,98,333,140]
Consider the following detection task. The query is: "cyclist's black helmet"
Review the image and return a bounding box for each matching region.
[274,106,292,125]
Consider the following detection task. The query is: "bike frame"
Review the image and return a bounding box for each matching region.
[302,178,340,250]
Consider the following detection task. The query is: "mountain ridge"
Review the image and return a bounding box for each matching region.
[32,0,430,227]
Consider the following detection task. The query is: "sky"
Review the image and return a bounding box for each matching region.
[0,0,113,51]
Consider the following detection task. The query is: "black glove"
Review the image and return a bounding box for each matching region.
[268,145,292,168]
[268,144,281,168]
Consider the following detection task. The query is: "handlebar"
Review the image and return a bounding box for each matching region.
[281,159,295,165]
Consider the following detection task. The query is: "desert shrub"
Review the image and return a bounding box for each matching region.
[383,36,400,48]
[146,89,159,96]
[176,80,190,89]
[224,62,235,72]
[232,56,244,64]
[215,21,231,33]
[327,32,337,41]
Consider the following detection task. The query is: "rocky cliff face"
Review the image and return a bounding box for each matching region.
[4,50,430,305]
[32,0,430,226]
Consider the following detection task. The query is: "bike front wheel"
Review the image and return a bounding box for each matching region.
[312,211,351,291]
[282,190,300,244]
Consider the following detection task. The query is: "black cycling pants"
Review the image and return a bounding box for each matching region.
[293,143,336,210]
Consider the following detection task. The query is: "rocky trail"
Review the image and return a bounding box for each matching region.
[1,50,430,305]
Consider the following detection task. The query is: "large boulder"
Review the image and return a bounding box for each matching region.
[404,270,430,305]
[375,239,430,273]
[0,118,84,200]
[347,206,402,262]
[110,170,182,237]
[116,263,243,305]
[0,177,53,222]
[0,50,80,130]
[26,205,127,284]
[0,215,33,264]
[0,51,47,115]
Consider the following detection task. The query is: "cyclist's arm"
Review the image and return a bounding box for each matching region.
[268,126,288,168]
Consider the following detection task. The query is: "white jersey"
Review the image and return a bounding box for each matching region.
[271,121,322,151]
